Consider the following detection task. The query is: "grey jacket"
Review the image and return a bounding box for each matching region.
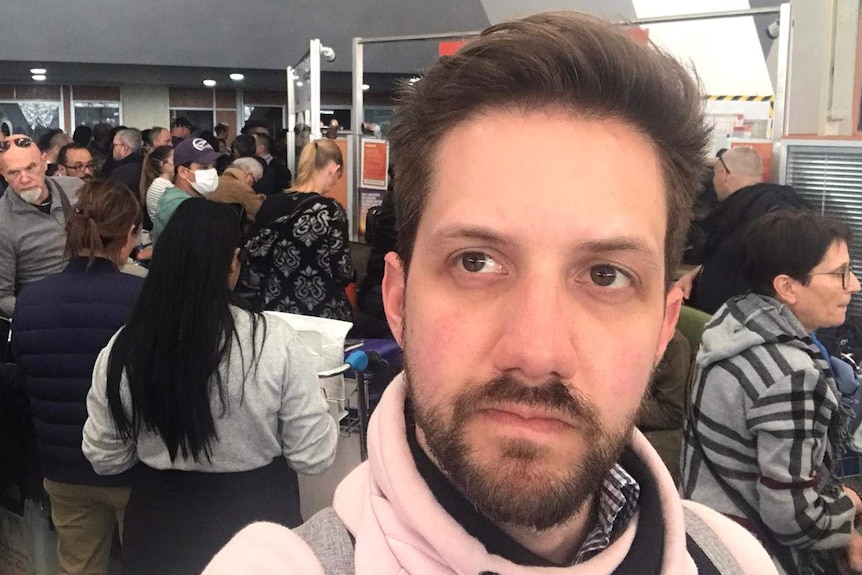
[83,308,338,475]
[682,293,854,575]
[0,176,83,317]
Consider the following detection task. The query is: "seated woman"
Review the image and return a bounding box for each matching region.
[238,139,355,321]
[12,179,143,575]
[82,199,337,575]
[682,210,862,575]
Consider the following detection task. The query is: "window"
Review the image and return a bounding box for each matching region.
[170,110,214,132]
[0,101,61,140]
[243,105,283,136]
[73,101,120,127]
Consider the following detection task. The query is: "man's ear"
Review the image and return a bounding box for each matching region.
[382,251,406,346]
[656,284,684,364]
[773,274,798,305]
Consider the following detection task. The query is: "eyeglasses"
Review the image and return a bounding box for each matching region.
[0,137,33,153]
[63,161,98,171]
[809,264,855,290]
[717,155,731,175]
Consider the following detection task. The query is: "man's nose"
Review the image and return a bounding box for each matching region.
[491,273,577,383]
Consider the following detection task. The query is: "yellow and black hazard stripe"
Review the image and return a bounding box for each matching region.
[706,95,775,118]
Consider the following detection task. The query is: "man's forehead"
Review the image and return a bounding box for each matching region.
[420,110,666,253]
[0,137,41,169]
[66,148,92,161]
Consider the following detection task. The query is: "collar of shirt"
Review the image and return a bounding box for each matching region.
[405,405,640,566]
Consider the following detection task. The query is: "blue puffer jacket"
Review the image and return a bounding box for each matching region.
[12,257,143,486]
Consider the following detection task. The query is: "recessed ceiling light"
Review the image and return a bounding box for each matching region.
[229,73,244,81]
[30,68,46,74]
[32,74,46,81]
[203,79,216,87]
[361,83,370,91]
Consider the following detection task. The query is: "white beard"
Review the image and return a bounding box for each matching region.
[17,188,44,204]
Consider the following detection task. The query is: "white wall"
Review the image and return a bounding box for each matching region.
[121,85,170,131]
[632,0,774,96]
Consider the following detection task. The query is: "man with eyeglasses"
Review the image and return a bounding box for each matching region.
[683,210,862,574]
[0,134,84,317]
[675,146,810,314]
[57,144,95,182]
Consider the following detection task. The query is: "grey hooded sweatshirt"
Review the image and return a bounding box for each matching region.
[681,293,854,575]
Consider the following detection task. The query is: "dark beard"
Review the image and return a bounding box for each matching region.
[406,364,634,531]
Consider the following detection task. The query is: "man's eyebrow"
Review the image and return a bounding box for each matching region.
[429,225,517,246]
[428,226,661,262]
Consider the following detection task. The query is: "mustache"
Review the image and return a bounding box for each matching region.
[457,372,600,428]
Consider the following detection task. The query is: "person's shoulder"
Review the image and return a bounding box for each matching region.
[48,175,84,193]
[201,521,327,575]
[682,501,778,575]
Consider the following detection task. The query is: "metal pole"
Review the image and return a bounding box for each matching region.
[358,30,479,45]
[620,6,780,26]
[309,39,322,140]
[287,66,296,173]
[352,37,364,242]
[773,2,791,184]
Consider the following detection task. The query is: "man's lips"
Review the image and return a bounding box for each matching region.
[479,405,576,434]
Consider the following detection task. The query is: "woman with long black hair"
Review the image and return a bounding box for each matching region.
[83,198,337,575]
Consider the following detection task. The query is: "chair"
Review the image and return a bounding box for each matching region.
[677,306,711,352]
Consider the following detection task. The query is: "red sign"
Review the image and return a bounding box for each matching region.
[439,40,467,56]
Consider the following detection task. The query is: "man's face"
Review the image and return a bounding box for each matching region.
[382,110,681,529]
[60,148,94,181]
[0,135,48,198]
[112,135,129,161]
[152,129,172,148]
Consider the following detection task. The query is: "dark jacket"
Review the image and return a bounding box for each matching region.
[238,192,355,321]
[12,257,143,486]
[107,152,144,195]
[690,182,810,314]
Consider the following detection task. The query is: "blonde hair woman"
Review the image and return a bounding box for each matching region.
[238,139,355,321]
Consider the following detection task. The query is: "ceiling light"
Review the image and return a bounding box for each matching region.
[296,81,304,87]
[361,84,370,91]
[229,73,244,81]
[320,110,334,115]
[30,68,46,74]
[203,79,217,87]
[32,74,46,81]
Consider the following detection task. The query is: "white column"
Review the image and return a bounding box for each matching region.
[787,0,860,135]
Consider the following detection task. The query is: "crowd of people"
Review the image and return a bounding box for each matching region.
[1,9,862,575]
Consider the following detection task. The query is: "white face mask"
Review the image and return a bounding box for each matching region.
[190,168,219,195]
[17,188,43,204]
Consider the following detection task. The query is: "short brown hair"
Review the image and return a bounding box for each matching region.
[388,12,709,285]
[65,179,142,264]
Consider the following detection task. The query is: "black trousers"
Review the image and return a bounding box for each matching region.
[122,457,301,575]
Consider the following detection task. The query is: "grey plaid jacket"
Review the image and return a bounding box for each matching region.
[682,293,855,575]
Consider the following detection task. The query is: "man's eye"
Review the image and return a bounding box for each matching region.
[459,251,503,274]
[589,264,632,288]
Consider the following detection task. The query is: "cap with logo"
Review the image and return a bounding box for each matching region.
[173,138,224,167]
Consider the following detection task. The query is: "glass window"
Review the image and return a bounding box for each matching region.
[0,101,61,140]
[243,106,283,135]
[73,102,121,127]
[170,110,214,132]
